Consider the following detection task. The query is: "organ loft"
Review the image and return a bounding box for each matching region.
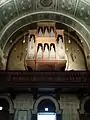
[25,22,67,71]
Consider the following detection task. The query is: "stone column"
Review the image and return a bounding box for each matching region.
[14,110,31,120]
[13,94,33,120]
[60,95,80,120]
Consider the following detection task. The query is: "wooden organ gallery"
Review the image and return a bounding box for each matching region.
[25,22,67,71]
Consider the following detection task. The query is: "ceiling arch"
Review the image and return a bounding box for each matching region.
[0,0,90,29]
[0,0,90,49]
[0,12,90,55]
[0,0,90,45]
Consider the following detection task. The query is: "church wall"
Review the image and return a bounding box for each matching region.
[65,35,86,70]
[60,94,79,120]
[12,94,80,120]
[14,94,34,110]
[13,94,33,120]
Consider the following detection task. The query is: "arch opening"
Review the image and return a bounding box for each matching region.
[32,96,61,120]
[0,98,10,120]
[38,99,56,112]
[84,99,90,113]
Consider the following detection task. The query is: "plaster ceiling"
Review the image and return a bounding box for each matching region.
[0,0,90,50]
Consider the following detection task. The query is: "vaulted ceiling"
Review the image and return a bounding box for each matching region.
[0,0,90,27]
[0,0,90,58]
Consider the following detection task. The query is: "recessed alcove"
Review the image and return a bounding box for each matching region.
[84,99,90,113]
[0,99,10,120]
[38,99,56,112]
[32,96,62,120]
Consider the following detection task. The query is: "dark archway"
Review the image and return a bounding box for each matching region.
[38,99,56,112]
[84,99,90,113]
[0,99,10,120]
[32,96,61,120]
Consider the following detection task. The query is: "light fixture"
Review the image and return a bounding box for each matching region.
[23,34,26,43]
[66,48,68,51]
[0,106,3,111]
[23,39,25,43]
[81,40,83,43]
[68,39,71,44]
[67,29,71,44]
[45,108,48,111]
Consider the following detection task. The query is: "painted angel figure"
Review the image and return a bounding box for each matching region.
[58,37,63,49]
[28,36,35,59]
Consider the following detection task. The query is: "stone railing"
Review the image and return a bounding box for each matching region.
[0,71,89,88]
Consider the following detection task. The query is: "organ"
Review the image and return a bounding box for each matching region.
[25,22,67,71]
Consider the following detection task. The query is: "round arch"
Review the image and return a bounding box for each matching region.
[0,12,89,52]
[0,12,90,69]
[32,96,61,114]
[79,96,90,114]
[0,96,14,113]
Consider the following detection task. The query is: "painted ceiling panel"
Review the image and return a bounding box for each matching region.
[36,0,57,11]
[75,0,90,25]
[0,0,90,50]
[0,0,18,26]
[0,0,11,6]
[15,0,34,14]
[57,0,77,15]
[0,0,90,30]
[81,0,90,4]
